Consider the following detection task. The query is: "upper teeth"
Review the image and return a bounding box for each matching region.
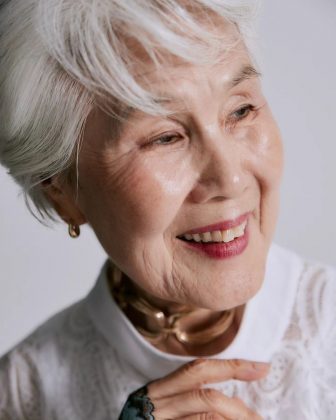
[182,221,247,243]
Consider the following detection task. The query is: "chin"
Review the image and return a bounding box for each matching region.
[201,264,266,311]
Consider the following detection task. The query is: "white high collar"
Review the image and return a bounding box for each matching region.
[85,243,303,381]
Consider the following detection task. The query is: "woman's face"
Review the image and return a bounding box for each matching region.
[61,36,283,311]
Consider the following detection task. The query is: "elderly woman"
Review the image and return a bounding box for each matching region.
[0,0,335,419]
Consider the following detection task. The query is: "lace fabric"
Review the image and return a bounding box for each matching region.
[118,385,155,420]
[0,247,335,420]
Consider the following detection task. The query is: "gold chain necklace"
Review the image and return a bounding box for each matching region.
[108,265,236,346]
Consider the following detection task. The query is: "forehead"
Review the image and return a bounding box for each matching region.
[120,21,250,115]
[130,20,242,79]
[90,22,255,133]
[140,45,251,88]
[120,42,255,120]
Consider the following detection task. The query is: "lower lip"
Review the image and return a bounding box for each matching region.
[179,225,249,259]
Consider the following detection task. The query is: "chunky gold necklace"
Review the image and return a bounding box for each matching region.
[108,265,236,346]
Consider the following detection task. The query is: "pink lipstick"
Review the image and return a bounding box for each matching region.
[178,213,250,259]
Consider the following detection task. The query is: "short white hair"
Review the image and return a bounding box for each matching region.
[0,0,260,221]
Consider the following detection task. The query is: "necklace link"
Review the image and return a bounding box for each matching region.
[108,264,236,346]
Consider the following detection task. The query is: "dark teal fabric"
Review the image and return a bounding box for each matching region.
[119,385,155,420]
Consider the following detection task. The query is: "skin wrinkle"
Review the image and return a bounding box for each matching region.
[48,23,284,356]
[171,256,186,305]
[119,62,260,129]
[141,248,166,297]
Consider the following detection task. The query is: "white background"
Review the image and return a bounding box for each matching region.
[1,1,335,356]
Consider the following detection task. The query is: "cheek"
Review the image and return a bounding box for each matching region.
[251,115,283,238]
[258,133,283,190]
[80,150,196,238]
[125,154,196,235]
[247,113,284,189]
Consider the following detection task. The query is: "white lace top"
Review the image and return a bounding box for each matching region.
[1,244,336,420]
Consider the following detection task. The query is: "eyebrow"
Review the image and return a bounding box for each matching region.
[116,64,261,126]
[230,64,262,88]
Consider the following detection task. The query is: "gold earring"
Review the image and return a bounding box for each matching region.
[68,223,80,238]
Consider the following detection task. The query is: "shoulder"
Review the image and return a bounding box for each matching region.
[0,298,98,361]
[291,248,336,335]
[272,243,336,347]
[275,245,336,417]
[0,299,106,419]
[244,245,336,418]
[0,295,129,419]
[294,251,336,380]
[270,242,336,314]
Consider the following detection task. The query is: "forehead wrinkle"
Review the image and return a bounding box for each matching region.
[151,62,260,106]
[113,62,261,132]
[156,62,261,118]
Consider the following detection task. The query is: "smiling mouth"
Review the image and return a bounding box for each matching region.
[178,220,248,244]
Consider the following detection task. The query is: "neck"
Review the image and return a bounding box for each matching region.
[129,279,197,315]
[108,263,245,356]
[146,304,245,357]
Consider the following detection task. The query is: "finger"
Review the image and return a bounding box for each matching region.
[153,388,262,419]
[148,358,270,399]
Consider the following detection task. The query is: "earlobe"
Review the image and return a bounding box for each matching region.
[41,177,87,226]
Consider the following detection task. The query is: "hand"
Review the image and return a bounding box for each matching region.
[145,358,269,419]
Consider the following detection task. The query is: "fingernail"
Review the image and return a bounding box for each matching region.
[252,362,270,371]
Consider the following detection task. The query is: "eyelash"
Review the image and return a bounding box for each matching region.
[226,104,257,128]
[149,133,184,146]
[146,104,257,147]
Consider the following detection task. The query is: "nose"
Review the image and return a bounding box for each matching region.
[189,128,249,204]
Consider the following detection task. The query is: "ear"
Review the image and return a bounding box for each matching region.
[42,176,87,226]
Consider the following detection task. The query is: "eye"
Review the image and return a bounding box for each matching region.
[233,104,255,119]
[147,132,185,147]
[226,104,257,129]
